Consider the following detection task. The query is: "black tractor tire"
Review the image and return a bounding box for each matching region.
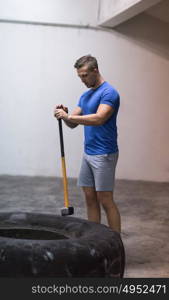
[0,212,125,277]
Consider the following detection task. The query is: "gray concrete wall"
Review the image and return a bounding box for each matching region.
[0,1,169,182]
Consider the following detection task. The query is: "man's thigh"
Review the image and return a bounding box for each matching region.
[88,153,119,191]
[77,154,95,188]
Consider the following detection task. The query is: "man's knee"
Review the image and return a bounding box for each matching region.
[97,191,114,208]
[82,187,97,203]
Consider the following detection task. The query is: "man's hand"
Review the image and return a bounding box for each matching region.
[55,104,68,113]
[54,104,68,120]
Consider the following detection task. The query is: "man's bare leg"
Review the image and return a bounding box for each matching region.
[82,187,101,223]
[97,191,121,233]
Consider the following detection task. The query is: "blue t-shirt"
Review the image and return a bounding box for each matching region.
[78,81,120,155]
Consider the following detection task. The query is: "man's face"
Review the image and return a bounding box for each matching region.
[77,65,98,88]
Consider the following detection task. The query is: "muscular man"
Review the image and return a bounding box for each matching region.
[54,55,121,233]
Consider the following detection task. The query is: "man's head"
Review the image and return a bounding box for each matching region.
[74,55,100,88]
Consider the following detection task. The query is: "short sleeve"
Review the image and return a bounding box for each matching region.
[77,95,82,108]
[100,88,120,110]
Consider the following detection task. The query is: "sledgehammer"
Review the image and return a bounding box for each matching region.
[58,119,74,216]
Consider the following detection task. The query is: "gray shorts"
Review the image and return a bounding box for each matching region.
[77,152,119,191]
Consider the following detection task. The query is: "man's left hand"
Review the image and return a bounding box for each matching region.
[54,108,68,120]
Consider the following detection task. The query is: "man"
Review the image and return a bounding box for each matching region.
[54,55,121,233]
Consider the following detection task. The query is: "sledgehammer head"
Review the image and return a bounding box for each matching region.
[61,206,74,216]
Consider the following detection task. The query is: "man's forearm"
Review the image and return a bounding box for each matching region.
[68,114,103,126]
[63,119,77,128]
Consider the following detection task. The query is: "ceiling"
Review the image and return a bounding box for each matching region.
[146,0,169,24]
[99,0,169,28]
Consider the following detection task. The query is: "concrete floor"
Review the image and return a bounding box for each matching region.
[0,175,168,278]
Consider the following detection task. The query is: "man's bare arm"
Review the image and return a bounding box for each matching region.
[54,106,82,128]
[64,107,82,128]
[68,104,114,126]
